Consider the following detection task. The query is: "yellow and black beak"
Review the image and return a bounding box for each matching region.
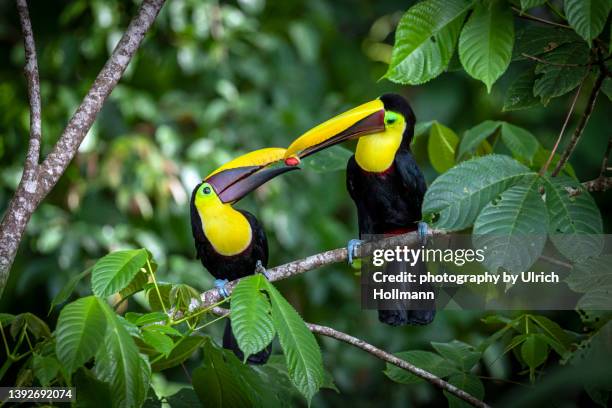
[283,99,386,164]
[205,148,299,203]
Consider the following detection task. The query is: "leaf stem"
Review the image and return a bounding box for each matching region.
[0,324,11,356]
[193,313,229,332]
[171,297,229,326]
[511,6,571,29]
[146,258,167,315]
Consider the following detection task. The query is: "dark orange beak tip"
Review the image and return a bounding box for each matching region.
[284,157,300,166]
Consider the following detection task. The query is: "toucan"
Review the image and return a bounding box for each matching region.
[283,93,435,326]
[190,148,298,363]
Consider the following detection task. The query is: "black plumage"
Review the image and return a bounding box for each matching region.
[346,93,435,326]
[189,183,271,364]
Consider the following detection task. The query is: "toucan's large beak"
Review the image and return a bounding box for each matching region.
[205,148,299,203]
[284,99,385,162]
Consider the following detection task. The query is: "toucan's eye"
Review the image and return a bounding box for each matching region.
[203,187,211,195]
[384,112,398,125]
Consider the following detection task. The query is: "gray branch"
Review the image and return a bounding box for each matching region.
[0,0,166,298]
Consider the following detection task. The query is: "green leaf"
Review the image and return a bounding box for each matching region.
[146,283,172,312]
[74,368,113,408]
[428,122,459,173]
[521,334,549,380]
[192,340,253,408]
[119,270,149,300]
[566,254,612,292]
[577,285,612,310]
[0,313,14,327]
[431,340,481,371]
[423,155,536,231]
[458,0,514,92]
[32,353,61,386]
[564,0,612,45]
[385,0,474,83]
[10,312,51,340]
[521,0,546,9]
[142,330,174,356]
[513,26,581,60]
[602,77,612,101]
[529,315,572,357]
[263,279,324,403]
[166,388,201,408]
[386,13,465,84]
[230,275,275,361]
[169,283,201,313]
[533,42,589,100]
[473,180,548,273]
[55,296,107,373]
[301,145,354,172]
[384,351,456,384]
[503,70,541,112]
[49,268,91,312]
[444,373,485,408]
[134,312,168,326]
[458,120,501,159]
[151,335,204,371]
[543,175,603,261]
[500,122,539,162]
[91,249,149,298]
[95,305,150,408]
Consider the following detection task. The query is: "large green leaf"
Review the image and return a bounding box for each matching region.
[500,123,539,162]
[95,304,150,408]
[33,353,61,386]
[263,279,324,403]
[564,0,612,45]
[530,315,573,357]
[565,254,612,292]
[428,122,459,173]
[521,333,549,381]
[230,275,275,361]
[55,296,107,373]
[543,176,603,261]
[513,26,581,60]
[533,42,589,101]
[192,341,252,408]
[431,340,481,371]
[503,70,540,112]
[473,180,548,273]
[423,155,536,231]
[141,330,174,357]
[444,373,485,408]
[458,120,501,159]
[91,249,149,298]
[458,0,514,92]
[384,351,456,384]
[386,13,465,84]
[385,0,474,83]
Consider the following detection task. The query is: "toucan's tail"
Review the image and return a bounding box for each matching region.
[377,258,436,326]
[223,320,271,365]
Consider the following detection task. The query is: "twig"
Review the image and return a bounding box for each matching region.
[199,230,443,307]
[539,76,586,175]
[581,176,612,194]
[511,6,571,29]
[521,53,585,68]
[16,0,42,176]
[210,307,488,407]
[552,70,607,177]
[0,0,167,298]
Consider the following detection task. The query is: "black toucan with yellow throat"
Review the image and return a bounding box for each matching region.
[283,93,435,326]
[190,148,298,363]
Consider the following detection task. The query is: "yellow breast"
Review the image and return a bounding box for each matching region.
[355,125,403,173]
[196,199,253,256]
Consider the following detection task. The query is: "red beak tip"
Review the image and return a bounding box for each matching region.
[285,157,300,166]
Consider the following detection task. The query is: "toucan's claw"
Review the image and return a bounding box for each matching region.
[347,239,364,266]
[214,279,230,298]
[418,222,429,245]
[255,260,270,280]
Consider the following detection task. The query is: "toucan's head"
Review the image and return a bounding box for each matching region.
[283,93,416,164]
[191,147,299,213]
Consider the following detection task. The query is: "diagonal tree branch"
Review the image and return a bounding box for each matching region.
[0,0,166,298]
[16,0,42,177]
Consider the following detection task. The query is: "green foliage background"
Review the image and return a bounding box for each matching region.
[0,0,611,406]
